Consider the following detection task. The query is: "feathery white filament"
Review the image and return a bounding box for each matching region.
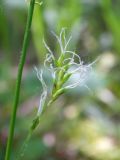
[34,67,47,115]
[52,28,72,54]
[64,36,72,51]
[65,64,91,89]
[43,39,54,57]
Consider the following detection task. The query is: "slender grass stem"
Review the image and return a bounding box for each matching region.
[16,130,32,160]
[5,1,35,160]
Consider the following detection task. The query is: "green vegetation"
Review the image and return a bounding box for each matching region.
[0,0,120,160]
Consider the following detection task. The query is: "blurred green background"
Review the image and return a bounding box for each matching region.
[0,0,120,159]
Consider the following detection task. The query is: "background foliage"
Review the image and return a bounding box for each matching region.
[0,0,120,159]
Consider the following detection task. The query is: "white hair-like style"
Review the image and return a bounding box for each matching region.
[34,67,47,115]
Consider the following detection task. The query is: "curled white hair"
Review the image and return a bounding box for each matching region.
[51,28,72,54]
[34,67,47,115]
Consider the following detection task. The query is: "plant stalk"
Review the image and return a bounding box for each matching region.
[5,0,35,160]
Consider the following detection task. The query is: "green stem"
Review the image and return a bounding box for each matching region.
[16,130,32,160]
[5,1,35,160]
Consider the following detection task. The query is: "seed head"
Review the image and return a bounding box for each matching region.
[35,28,96,116]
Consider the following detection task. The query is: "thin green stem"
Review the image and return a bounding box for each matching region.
[16,130,32,160]
[5,0,35,160]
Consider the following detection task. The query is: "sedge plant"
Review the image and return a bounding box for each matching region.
[16,28,95,159]
[28,28,94,150]
[5,0,94,159]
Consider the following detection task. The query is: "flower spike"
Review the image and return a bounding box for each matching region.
[35,28,96,118]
